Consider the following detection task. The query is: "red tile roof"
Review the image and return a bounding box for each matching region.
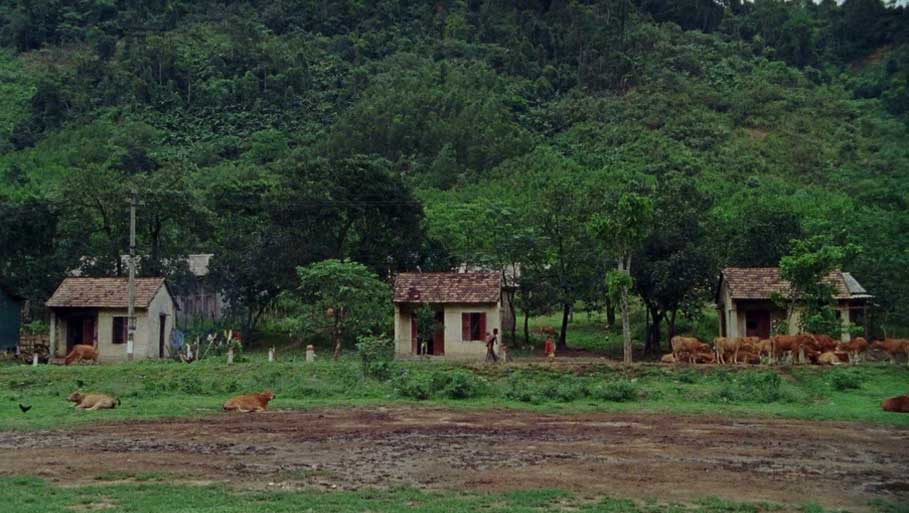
[393,273,501,304]
[46,277,169,309]
[721,268,867,300]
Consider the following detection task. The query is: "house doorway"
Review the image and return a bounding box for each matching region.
[66,315,96,350]
[745,310,771,339]
[410,310,445,356]
[159,314,167,358]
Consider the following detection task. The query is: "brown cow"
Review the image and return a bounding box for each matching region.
[671,336,710,363]
[837,337,869,365]
[870,339,909,366]
[881,395,909,413]
[809,333,838,352]
[756,339,773,362]
[64,344,100,366]
[713,337,740,365]
[771,334,812,364]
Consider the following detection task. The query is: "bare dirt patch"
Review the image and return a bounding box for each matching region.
[1,407,907,510]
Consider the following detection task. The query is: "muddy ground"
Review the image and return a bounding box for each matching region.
[1,407,907,510]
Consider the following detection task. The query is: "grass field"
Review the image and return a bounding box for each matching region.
[2,354,907,430]
[9,476,894,513]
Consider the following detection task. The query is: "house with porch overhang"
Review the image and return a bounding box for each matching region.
[716,267,872,342]
[46,277,177,362]
[393,272,503,359]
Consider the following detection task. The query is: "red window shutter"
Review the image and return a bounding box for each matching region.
[479,313,487,339]
[462,313,471,341]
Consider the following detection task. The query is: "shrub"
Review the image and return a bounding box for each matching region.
[553,379,588,402]
[440,370,487,400]
[356,335,395,380]
[589,379,639,402]
[716,371,785,403]
[830,368,864,391]
[393,371,432,400]
[504,377,544,403]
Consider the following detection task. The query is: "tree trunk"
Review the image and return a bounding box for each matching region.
[558,302,570,350]
[605,297,615,327]
[646,306,663,355]
[619,254,632,365]
[668,309,678,349]
[333,315,342,360]
[523,308,530,346]
[506,289,517,346]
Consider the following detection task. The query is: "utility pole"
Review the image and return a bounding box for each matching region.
[127,188,138,361]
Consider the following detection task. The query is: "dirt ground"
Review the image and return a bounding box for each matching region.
[1,407,907,510]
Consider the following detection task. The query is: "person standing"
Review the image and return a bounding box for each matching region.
[544,335,556,359]
[485,329,499,363]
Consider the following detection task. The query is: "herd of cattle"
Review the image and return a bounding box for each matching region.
[664,334,909,366]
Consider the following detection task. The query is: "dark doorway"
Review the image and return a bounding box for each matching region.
[159,314,167,358]
[66,315,96,350]
[432,310,445,356]
[745,310,771,339]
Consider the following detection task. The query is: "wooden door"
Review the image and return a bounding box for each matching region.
[433,311,444,356]
[411,317,418,354]
[82,317,96,346]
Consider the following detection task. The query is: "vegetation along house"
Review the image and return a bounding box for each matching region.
[393,272,503,359]
[46,277,177,362]
[0,283,24,353]
[716,267,872,341]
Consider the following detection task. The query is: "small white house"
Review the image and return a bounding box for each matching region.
[393,272,503,359]
[46,277,177,362]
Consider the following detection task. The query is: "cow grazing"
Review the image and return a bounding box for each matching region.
[771,335,811,364]
[870,339,909,366]
[756,339,773,361]
[837,337,869,364]
[881,395,909,413]
[671,336,710,363]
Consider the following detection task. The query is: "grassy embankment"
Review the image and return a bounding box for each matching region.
[1,351,907,431]
[5,476,907,513]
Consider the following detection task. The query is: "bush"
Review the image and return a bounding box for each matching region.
[589,379,639,402]
[504,376,545,403]
[393,371,432,400]
[440,370,487,400]
[830,368,864,391]
[716,371,786,403]
[553,379,587,402]
[356,335,395,380]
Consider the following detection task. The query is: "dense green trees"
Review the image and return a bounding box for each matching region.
[1,0,908,347]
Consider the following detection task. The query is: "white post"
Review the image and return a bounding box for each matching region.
[227,347,234,365]
[32,353,38,366]
[126,189,138,361]
[268,347,275,362]
[305,345,315,363]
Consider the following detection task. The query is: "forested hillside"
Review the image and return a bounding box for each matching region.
[1,1,908,348]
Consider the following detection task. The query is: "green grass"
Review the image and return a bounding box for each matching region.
[521,305,718,355]
[1,476,893,513]
[2,355,908,430]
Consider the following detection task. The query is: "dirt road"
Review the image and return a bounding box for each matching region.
[1,407,906,510]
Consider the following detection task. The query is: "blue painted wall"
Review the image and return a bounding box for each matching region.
[0,288,21,351]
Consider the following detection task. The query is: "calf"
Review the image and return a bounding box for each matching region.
[660,353,676,364]
[837,337,869,365]
[756,339,773,362]
[870,339,909,366]
[817,351,842,366]
[671,336,710,363]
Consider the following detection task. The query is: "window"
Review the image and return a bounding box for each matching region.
[112,317,128,344]
[461,312,486,341]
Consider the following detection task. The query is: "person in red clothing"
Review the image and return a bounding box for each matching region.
[544,336,556,359]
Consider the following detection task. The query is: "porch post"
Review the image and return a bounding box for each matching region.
[48,311,56,358]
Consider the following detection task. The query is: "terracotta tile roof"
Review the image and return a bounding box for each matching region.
[46,277,168,309]
[721,268,870,300]
[393,273,501,304]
